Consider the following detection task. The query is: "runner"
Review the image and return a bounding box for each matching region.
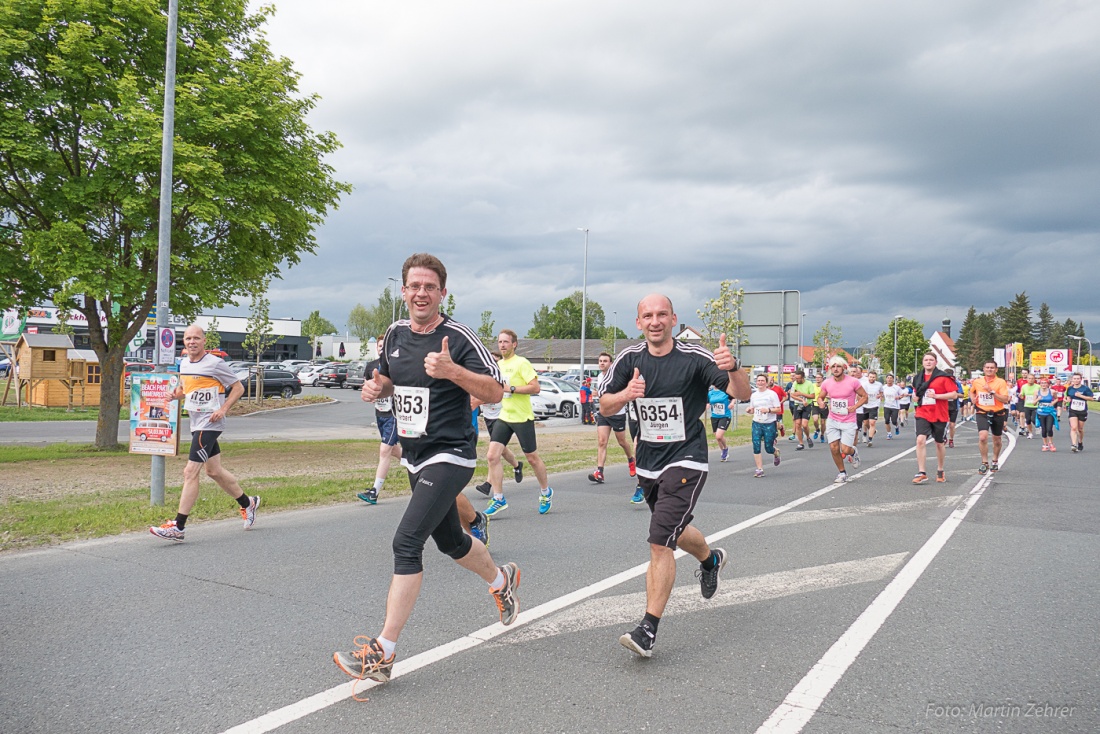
[897,377,912,429]
[811,373,826,442]
[1035,376,1061,451]
[598,294,751,658]
[861,370,883,447]
[357,335,402,506]
[589,352,637,487]
[768,375,788,439]
[333,253,520,684]
[970,360,1010,474]
[1019,373,1040,439]
[881,374,901,440]
[944,369,962,448]
[484,329,554,516]
[1065,373,1095,452]
[747,374,782,476]
[472,352,524,498]
[707,384,732,462]
[150,324,259,542]
[911,353,958,484]
[579,378,595,425]
[788,369,816,451]
[849,364,866,444]
[817,356,868,484]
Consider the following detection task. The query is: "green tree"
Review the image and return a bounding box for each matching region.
[346,304,379,344]
[0,0,349,447]
[874,318,927,378]
[477,310,496,348]
[1033,302,1056,349]
[696,279,748,353]
[953,306,981,375]
[205,318,221,351]
[527,291,606,339]
[811,321,844,371]
[444,294,457,317]
[998,293,1033,353]
[301,310,336,356]
[974,312,1000,371]
[242,279,276,365]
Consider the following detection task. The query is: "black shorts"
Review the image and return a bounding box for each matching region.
[790,404,812,421]
[813,405,829,418]
[189,430,222,463]
[947,405,958,423]
[710,416,731,432]
[899,402,911,412]
[882,407,899,425]
[596,413,627,431]
[1068,409,1088,423]
[640,466,707,550]
[976,410,1007,436]
[862,407,880,421]
[490,419,539,454]
[915,417,947,444]
[392,462,475,575]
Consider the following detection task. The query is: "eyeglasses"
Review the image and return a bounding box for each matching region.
[403,283,440,294]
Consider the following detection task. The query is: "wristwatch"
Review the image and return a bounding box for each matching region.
[510,386,516,394]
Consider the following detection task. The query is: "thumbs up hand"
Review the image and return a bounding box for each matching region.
[714,333,736,371]
[623,367,646,400]
[361,368,383,402]
[425,335,457,379]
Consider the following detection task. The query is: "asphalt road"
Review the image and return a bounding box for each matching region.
[2,420,1098,733]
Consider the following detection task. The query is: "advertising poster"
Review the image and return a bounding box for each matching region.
[129,373,181,456]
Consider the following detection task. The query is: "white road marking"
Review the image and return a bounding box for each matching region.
[220,445,917,734]
[759,496,960,527]
[757,432,1016,734]
[502,553,908,644]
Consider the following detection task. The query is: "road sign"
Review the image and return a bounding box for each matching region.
[737,290,801,367]
[156,327,176,365]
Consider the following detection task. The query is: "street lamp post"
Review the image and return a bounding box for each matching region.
[799,312,807,369]
[577,228,589,380]
[612,310,617,355]
[893,314,904,379]
[387,277,400,325]
[1067,334,1092,370]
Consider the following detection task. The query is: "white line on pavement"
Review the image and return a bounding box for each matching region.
[220,444,919,734]
[756,432,1016,734]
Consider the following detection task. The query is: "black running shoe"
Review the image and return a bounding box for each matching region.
[333,636,395,682]
[696,548,728,599]
[619,621,656,658]
[475,481,492,496]
[514,461,524,483]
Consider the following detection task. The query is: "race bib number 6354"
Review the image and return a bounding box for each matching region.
[636,397,686,442]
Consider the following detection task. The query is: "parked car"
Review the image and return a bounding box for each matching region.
[296,364,324,386]
[281,359,311,369]
[0,357,10,377]
[344,361,369,390]
[536,376,582,418]
[315,364,349,388]
[241,369,302,399]
[530,393,556,420]
[124,362,156,388]
[134,419,173,442]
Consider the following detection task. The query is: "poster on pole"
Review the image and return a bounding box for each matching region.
[129,373,181,456]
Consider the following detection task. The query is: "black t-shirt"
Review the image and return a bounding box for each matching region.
[364,358,392,415]
[597,341,730,478]
[379,315,503,471]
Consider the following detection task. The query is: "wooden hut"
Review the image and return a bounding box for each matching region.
[9,334,106,409]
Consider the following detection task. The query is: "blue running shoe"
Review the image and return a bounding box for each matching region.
[356,489,378,505]
[485,497,508,516]
[538,487,553,515]
[720,448,729,462]
[630,486,645,504]
[469,510,489,546]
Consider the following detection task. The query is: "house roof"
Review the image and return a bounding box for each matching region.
[19,334,75,349]
[798,345,855,364]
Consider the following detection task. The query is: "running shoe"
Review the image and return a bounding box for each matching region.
[588,469,605,484]
[240,496,261,529]
[630,486,645,504]
[947,439,954,449]
[514,461,524,483]
[720,448,729,462]
[813,431,820,441]
[796,444,804,451]
[619,621,656,658]
[895,427,900,436]
[867,439,873,448]
[485,497,508,516]
[788,434,797,441]
[753,468,764,478]
[834,471,848,484]
[475,481,493,496]
[470,511,489,546]
[936,470,946,483]
[538,487,553,514]
[978,462,988,475]
[696,548,728,599]
[849,448,861,469]
[913,472,929,485]
[1049,446,1057,452]
[773,449,781,466]
[1079,442,1084,451]
[490,562,521,625]
[886,433,892,440]
[628,457,637,477]
[806,435,813,448]
[356,489,378,505]
[333,636,395,682]
[150,520,184,542]
[991,462,999,472]
[1071,445,1079,453]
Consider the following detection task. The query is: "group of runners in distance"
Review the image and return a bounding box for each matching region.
[148,251,1097,685]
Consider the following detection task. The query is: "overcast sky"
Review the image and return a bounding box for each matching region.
[233,0,1099,350]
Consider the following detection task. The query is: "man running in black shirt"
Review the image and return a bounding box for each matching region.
[598,294,751,657]
[333,253,520,684]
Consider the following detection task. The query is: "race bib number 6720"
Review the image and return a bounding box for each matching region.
[393,386,430,437]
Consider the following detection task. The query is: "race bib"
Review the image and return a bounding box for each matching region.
[829,398,849,416]
[922,390,937,406]
[636,397,686,442]
[375,396,393,412]
[393,386,430,437]
[754,407,770,419]
[184,386,220,413]
[711,402,727,417]
[977,391,995,408]
[1071,398,1086,411]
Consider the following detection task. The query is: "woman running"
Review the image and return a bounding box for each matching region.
[1035,377,1061,451]
[747,374,782,477]
[1065,373,1096,452]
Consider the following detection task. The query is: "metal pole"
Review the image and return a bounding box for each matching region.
[150,0,179,507]
[578,228,589,380]
[800,312,806,369]
[612,310,617,355]
[388,277,399,324]
[893,315,903,378]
